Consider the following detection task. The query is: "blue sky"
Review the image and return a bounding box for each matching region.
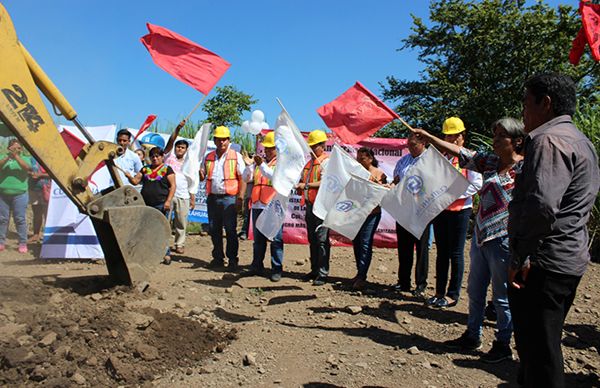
[3,0,576,135]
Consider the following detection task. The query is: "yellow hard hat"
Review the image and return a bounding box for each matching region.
[307,129,327,146]
[442,117,466,135]
[213,125,231,138]
[261,132,275,148]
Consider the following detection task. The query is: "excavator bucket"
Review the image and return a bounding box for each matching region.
[87,187,170,285]
[0,3,170,285]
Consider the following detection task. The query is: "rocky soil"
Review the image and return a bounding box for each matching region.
[0,229,598,387]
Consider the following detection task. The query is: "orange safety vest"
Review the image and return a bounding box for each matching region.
[446,156,469,211]
[250,157,277,205]
[298,153,329,205]
[205,149,240,196]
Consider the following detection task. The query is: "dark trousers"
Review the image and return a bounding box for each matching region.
[352,212,382,280]
[207,194,238,264]
[396,222,430,291]
[508,266,581,388]
[305,202,330,277]
[433,208,471,300]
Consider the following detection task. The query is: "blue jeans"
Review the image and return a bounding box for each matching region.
[207,194,238,264]
[251,208,284,272]
[466,236,513,344]
[305,202,330,278]
[0,192,29,244]
[433,208,471,300]
[353,212,381,280]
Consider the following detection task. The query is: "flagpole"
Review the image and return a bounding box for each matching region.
[396,115,415,132]
[182,93,208,123]
[275,97,318,160]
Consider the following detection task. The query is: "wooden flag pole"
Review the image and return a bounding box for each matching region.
[182,94,208,123]
[396,115,414,132]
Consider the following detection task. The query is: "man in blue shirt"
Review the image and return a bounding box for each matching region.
[392,133,431,297]
[114,129,143,186]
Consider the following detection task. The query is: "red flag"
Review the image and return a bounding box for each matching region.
[317,82,399,144]
[569,1,600,65]
[133,114,157,143]
[141,23,231,94]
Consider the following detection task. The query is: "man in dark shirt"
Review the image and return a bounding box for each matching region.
[508,73,600,388]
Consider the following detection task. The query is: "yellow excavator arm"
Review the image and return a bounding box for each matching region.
[0,3,170,285]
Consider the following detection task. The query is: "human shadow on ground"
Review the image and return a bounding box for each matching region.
[267,294,318,306]
[457,357,600,388]
[171,254,210,269]
[563,323,600,354]
[213,307,258,323]
[453,357,519,386]
[279,320,458,355]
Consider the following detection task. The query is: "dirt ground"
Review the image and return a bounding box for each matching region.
[0,225,598,387]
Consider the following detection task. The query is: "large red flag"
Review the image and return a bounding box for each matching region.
[569,1,600,65]
[141,23,231,94]
[317,82,399,144]
[132,114,157,143]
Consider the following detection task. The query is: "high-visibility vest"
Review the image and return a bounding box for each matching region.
[298,153,329,205]
[250,157,277,205]
[446,156,469,211]
[205,149,240,196]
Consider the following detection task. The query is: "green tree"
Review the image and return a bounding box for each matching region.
[202,85,257,128]
[379,0,600,139]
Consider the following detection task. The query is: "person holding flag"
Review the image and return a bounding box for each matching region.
[351,147,387,290]
[200,126,246,272]
[427,117,482,309]
[392,133,431,297]
[296,130,330,286]
[164,120,195,255]
[412,117,525,363]
[241,132,284,282]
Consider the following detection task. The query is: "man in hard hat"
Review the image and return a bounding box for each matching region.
[296,129,330,286]
[427,117,482,309]
[200,126,246,271]
[242,132,284,281]
[164,120,195,255]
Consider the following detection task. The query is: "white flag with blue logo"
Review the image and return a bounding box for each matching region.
[182,123,211,194]
[313,144,370,220]
[381,147,470,239]
[271,109,311,195]
[256,192,289,240]
[322,174,389,240]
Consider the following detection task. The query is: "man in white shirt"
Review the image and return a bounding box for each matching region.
[200,126,246,271]
[164,121,195,254]
[115,129,143,185]
[241,132,284,282]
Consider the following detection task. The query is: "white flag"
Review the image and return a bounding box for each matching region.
[312,144,370,220]
[256,192,289,240]
[271,110,311,195]
[380,147,470,239]
[182,123,211,194]
[322,174,389,240]
[275,108,312,156]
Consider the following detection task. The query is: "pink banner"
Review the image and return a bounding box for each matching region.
[255,132,407,248]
